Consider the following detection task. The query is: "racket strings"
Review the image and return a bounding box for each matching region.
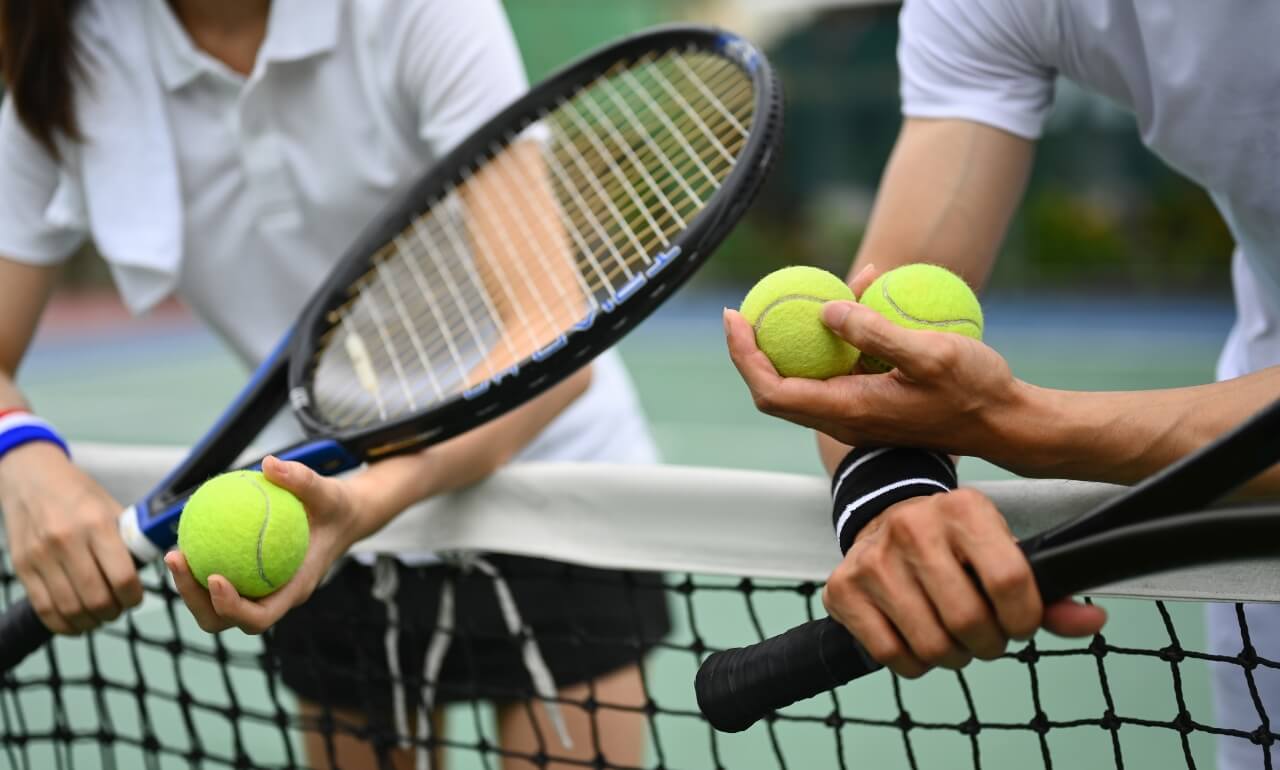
[331,52,748,359]
[321,52,750,411]
[313,48,755,429]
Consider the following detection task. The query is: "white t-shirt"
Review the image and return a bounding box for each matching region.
[0,0,657,467]
[897,0,1280,379]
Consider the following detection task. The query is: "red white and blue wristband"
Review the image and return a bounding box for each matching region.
[831,445,957,554]
[0,409,71,462]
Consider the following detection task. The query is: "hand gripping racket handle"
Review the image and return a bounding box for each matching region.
[0,550,147,672]
[696,397,1280,733]
[695,555,1030,733]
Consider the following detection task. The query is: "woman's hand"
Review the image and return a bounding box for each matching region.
[0,442,144,634]
[725,265,1034,469]
[164,455,367,636]
[824,488,1107,677]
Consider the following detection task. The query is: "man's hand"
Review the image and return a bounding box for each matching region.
[725,265,1034,470]
[0,442,144,634]
[824,489,1107,677]
[164,455,365,636]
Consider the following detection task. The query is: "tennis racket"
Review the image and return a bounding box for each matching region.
[0,25,782,672]
[696,397,1280,733]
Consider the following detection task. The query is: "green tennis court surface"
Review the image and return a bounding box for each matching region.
[9,291,1241,769]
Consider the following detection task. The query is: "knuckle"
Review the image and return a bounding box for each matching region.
[937,650,975,671]
[885,507,935,550]
[984,562,1032,600]
[913,635,956,666]
[973,638,1009,661]
[945,605,989,639]
[44,526,77,550]
[862,634,907,667]
[946,487,986,509]
[117,576,145,607]
[241,620,269,636]
[751,389,780,414]
[195,615,224,634]
[851,543,888,581]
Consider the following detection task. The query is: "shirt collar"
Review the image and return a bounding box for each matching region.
[145,0,341,92]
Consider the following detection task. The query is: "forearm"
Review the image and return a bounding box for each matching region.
[999,369,1280,495]
[850,118,1033,285]
[342,365,593,536]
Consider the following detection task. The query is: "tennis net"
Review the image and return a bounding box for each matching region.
[2,443,1279,770]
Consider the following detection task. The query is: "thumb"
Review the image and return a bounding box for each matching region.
[822,301,926,373]
[1041,598,1108,637]
[261,455,339,516]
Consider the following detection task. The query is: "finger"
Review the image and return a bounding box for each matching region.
[849,263,879,298]
[723,308,783,382]
[261,456,338,520]
[1042,599,1108,637]
[89,523,144,610]
[22,572,73,635]
[827,590,928,679]
[208,575,285,636]
[823,302,934,374]
[938,492,1044,642]
[55,541,122,627]
[861,553,971,671]
[910,540,1007,661]
[164,551,229,634]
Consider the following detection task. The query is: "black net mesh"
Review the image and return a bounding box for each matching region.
[1,549,1277,770]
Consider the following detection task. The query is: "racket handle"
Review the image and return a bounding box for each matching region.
[0,598,53,672]
[695,616,880,732]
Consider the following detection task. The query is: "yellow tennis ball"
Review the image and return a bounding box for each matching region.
[858,263,984,373]
[740,265,860,379]
[177,470,309,598]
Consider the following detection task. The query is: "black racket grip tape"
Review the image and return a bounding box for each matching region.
[0,598,53,672]
[695,616,878,732]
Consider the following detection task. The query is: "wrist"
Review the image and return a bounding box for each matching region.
[0,440,74,492]
[0,410,71,479]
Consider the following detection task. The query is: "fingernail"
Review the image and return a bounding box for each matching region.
[722,307,732,334]
[822,301,855,328]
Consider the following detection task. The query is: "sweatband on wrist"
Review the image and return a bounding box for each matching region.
[0,411,71,461]
[831,446,957,554]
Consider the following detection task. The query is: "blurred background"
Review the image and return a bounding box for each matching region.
[53,0,1235,296]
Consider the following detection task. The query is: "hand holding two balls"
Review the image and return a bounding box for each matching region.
[724,263,1025,464]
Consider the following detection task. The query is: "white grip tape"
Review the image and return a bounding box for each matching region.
[117,505,164,563]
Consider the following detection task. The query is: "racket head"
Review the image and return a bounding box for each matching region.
[287,25,782,459]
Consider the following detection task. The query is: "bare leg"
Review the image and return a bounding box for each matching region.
[298,698,445,770]
[497,663,648,770]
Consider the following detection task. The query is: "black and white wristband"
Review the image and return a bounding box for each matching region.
[831,446,957,554]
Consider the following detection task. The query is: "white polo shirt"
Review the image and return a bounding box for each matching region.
[897,0,1280,380]
[0,0,657,467]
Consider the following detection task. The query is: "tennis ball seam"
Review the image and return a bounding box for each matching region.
[750,293,830,333]
[244,474,277,590]
[875,276,981,333]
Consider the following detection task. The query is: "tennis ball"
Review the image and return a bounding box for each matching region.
[177,470,309,599]
[858,263,984,373]
[740,265,860,379]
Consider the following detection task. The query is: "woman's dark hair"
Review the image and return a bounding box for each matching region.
[0,0,85,158]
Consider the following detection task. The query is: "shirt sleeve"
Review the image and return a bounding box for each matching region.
[392,0,530,159]
[898,0,1059,140]
[0,97,87,264]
